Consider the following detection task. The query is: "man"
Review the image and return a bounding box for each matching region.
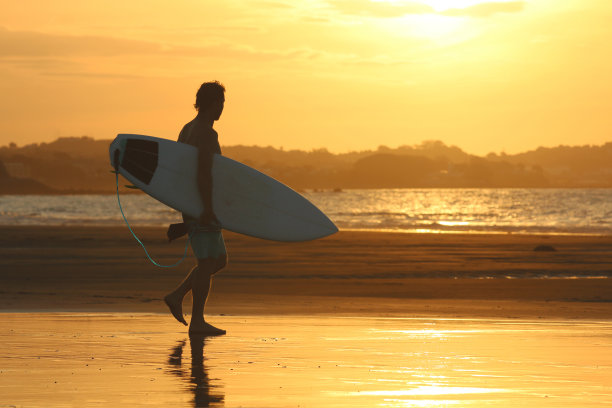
[164,81,228,335]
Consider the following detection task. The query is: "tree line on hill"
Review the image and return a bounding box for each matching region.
[0,136,610,194]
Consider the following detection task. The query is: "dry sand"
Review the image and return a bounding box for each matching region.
[0,226,610,319]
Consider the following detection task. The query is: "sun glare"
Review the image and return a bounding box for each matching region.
[370,0,498,42]
[375,0,518,12]
[403,14,467,41]
[375,13,468,43]
[413,0,513,12]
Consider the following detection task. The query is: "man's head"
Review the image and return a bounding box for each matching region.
[194,81,225,120]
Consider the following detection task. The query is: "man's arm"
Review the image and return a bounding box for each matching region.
[197,130,219,226]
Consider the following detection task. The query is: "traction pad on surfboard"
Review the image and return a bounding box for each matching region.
[120,139,159,185]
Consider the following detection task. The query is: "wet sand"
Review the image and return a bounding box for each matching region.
[0,226,611,319]
[1,313,611,407]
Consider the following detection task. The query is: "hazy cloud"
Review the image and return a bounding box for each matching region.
[300,16,332,24]
[326,0,524,18]
[0,26,406,73]
[252,0,294,9]
[0,26,311,62]
[442,2,525,17]
[41,71,142,79]
[0,56,78,70]
[0,27,161,57]
[328,0,433,18]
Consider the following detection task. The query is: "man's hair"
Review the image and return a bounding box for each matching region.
[194,81,225,111]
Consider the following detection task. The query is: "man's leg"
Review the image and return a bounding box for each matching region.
[164,265,197,326]
[189,257,225,335]
[165,254,227,327]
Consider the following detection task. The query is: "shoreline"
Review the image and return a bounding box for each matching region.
[1,224,611,239]
[0,226,610,319]
[0,225,612,239]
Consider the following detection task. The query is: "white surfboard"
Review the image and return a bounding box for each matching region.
[109,134,337,242]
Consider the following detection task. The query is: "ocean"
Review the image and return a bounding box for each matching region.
[1,188,611,235]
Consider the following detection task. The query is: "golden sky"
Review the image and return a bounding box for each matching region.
[0,0,610,154]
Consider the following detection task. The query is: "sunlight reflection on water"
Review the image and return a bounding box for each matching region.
[1,188,611,234]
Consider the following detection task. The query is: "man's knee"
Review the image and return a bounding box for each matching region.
[196,255,226,276]
[196,258,217,277]
[215,254,227,272]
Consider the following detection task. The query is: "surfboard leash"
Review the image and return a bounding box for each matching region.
[114,170,190,268]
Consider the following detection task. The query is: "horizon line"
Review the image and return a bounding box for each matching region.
[1,135,611,157]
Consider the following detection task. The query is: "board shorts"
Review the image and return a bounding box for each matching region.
[188,223,227,260]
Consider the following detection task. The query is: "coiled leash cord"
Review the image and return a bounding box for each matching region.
[114,170,189,268]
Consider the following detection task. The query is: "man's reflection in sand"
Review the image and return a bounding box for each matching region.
[167,336,224,407]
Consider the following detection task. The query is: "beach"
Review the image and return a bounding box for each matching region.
[1,227,611,407]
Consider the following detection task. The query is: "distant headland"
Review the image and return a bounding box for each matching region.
[1,136,611,194]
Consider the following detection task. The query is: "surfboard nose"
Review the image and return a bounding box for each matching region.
[109,134,159,185]
[109,136,124,169]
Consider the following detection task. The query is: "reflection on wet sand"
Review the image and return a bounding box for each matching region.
[0,313,610,407]
[167,337,224,407]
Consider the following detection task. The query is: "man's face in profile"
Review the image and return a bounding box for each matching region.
[213,98,225,121]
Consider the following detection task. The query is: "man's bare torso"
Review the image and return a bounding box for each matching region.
[178,118,221,155]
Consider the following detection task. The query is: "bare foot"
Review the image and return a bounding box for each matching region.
[189,320,226,336]
[164,294,187,326]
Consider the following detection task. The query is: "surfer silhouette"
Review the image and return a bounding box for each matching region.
[164,81,228,335]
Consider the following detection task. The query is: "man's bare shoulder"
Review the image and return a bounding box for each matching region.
[177,119,195,143]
